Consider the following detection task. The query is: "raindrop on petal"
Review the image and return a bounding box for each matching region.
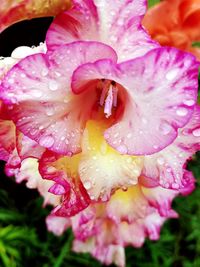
[183,99,195,106]
[159,122,172,135]
[39,135,55,148]
[176,107,188,116]
[192,128,200,137]
[49,80,58,91]
[157,157,165,165]
[31,89,42,98]
[117,144,128,154]
[84,181,92,190]
[166,68,179,80]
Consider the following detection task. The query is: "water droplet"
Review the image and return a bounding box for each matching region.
[164,182,169,188]
[30,128,37,135]
[142,118,147,124]
[84,181,92,190]
[133,169,140,176]
[122,186,128,191]
[31,89,42,98]
[181,129,189,136]
[100,142,108,154]
[117,144,128,154]
[172,183,179,189]
[176,107,188,116]
[90,195,95,200]
[166,167,172,173]
[55,71,61,77]
[20,73,26,78]
[126,157,132,163]
[47,166,57,173]
[192,128,200,137]
[127,133,132,139]
[8,78,14,84]
[42,69,48,76]
[178,152,184,158]
[39,135,55,148]
[49,80,58,91]
[65,139,69,145]
[46,108,55,116]
[114,132,119,138]
[160,122,171,135]
[166,68,179,80]
[183,99,195,106]
[157,157,165,165]
[104,132,110,139]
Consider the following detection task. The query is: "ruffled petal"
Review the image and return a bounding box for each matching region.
[106,186,149,223]
[16,132,45,160]
[0,118,16,161]
[72,47,199,155]
[63,183,178,266]
[16,158,60,206]
[0,0,71,33]
[46,0,158,61]
[39,151,91,217]
[73,240,125,267]
[142,105,200,190]
[46,214,70,236]
[1,41,117,155]
[79,121,143,201]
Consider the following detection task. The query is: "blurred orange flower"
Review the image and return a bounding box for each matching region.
[143,0,200,60]
[0,0,71,33]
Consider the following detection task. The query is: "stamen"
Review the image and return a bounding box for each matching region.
[113,86,118,107]
[104,85,114,118]
[99,80,119,118]
[100,84,108,106]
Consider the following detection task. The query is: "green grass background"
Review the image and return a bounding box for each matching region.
[1,1,200,266]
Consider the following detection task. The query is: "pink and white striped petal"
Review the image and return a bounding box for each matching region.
[63,183,178,266]
[46,0,158,61]
[39,151,91,217]
[142,106,200,190]
[72,48,199,155]
[79,121,143,201]
[1,42,117,155]
[16,158,60,206]
[46,214,71,236]
[0,119,16,161]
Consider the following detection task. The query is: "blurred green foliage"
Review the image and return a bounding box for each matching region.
[1,1,200,267]
[148,0,160,8]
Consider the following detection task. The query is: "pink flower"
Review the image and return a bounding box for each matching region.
[46,182,181,267]
[0,0,199,266]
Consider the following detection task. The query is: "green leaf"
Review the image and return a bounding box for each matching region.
[192,42,200,48]
[148,0,160,8]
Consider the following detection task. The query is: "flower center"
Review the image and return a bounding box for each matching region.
[99,80,119,118]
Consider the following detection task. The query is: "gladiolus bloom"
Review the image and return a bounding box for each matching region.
[0,0,200,266]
